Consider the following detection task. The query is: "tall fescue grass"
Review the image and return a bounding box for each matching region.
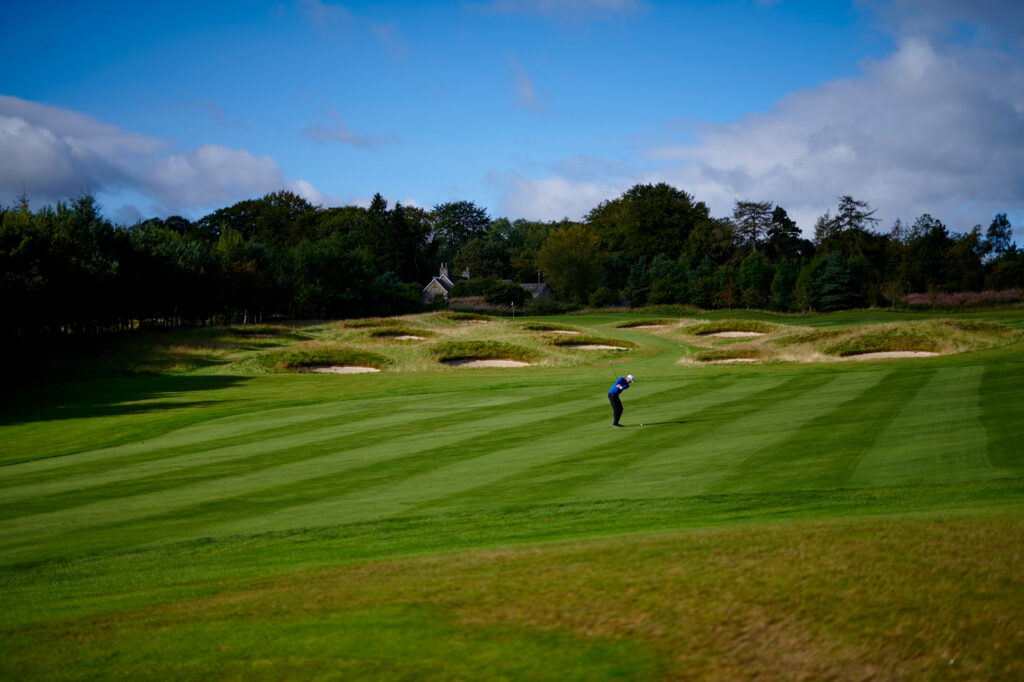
[431,340,537,364]
[259,345,390,370]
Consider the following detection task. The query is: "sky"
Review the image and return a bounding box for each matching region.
[1,0,1022,238]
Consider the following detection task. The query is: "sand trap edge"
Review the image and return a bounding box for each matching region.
[443,358,533,368]
[310,366,381,374]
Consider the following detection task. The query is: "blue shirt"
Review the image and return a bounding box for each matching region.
[608,378,630,395]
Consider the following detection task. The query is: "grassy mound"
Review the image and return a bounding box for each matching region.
[547,335,636,349]
[366,327,431,339]
[819,319,1020,358]
[438,311,493,322]
[685,319,776,335]
[616,319,673,328]
[771,328,846,345]
[520,323,581,333]
[342,318,403,329]
[824,328,943,357]
[260,345,390,371]
[431,340,536,364]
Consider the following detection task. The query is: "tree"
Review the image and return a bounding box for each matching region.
[196,191,316,247]
[764,206,806,261]
[813,210,836,244]
[455,235,511,280]
[737,250,773,308]
[732,200,773,252]
[537,224,603,304]
[833,195,879,233]
[816,251,860,311]
[984,213,1013,262]
[906,214,951,290]
[587,183,708,262]
[431,200,490,264]
[770,257,799,311]
[681,216,735,268]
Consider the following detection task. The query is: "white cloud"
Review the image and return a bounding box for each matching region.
[140,144,287,210]
[646,35,1024,232]
[483,1,1024,233]
[0,95,159,203]
[487,170,628,221]
[0,95,332,218]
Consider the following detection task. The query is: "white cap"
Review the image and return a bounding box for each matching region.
[627,374,634,382]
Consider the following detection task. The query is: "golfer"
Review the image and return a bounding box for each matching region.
[608,374,634,428]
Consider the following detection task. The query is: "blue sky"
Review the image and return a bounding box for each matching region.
[2,0,1022,237]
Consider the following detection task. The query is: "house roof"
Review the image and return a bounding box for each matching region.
[520,282,549,298]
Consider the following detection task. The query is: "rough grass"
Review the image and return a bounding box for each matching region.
[366,327,432,339]
[820,320,1020,358]
[259,344,390,371]
[438,311,493,322]
[520,323,581,333]
[615,319,673,328]
[684,319,778,335]
[430,340,537,364]
[546,334,637,349]
[342,318,405,328]
[2,514,1022,680]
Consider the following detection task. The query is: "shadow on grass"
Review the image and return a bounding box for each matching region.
[629,420,690,427]
[0,375,248,428]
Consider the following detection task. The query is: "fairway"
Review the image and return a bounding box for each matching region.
[2,309,1023,680]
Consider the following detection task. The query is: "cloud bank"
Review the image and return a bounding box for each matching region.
[498,2,1024,232]
[0,95,333,219]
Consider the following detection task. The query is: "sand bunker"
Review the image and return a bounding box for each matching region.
[703,357,759,364]
[549,330,581,334]
[311,366,381,374]
[392,335,425,340]
[565,344,629,350]
[445,359,532,368]
[706,331,764,338]
[845,351,939,360]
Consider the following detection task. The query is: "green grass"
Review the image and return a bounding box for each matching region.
[2,308,1023,679]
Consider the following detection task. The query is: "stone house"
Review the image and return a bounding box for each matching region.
[421,264,457,303]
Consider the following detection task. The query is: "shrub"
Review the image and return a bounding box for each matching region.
[483,282,531,306]
[588,286,617,307]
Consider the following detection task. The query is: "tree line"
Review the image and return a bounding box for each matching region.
[1,184,1020,348]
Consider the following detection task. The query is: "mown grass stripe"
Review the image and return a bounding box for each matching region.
[707,368,933,493]
[0,387,574,511]
[409,373,797,512]
[851,365,993,487]
[979,361,1024,472]
[0,385,624,555]
[171,381,696,539]
[581,372,853,499]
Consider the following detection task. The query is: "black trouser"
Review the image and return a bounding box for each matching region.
[609,393,623,425]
